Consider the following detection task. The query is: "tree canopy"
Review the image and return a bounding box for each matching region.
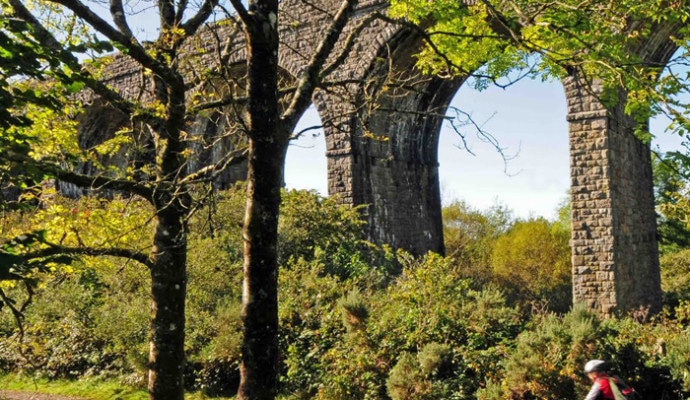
[389,0,690,137]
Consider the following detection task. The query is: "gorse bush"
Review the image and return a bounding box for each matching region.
[301,253,525,400]
[479,304,690,400]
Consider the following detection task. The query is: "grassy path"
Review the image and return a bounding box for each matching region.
[0,390,89,400]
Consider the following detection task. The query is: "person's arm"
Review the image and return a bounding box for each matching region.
[584,380,602,400]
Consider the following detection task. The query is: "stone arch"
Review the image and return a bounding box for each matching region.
[68,0,687,315]
[317,20,465,255]
[314,4,683,317]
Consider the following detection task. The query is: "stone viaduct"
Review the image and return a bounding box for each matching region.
[83,0,683,316]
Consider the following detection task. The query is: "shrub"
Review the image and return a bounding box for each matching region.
[310,253,524,400]
[660,249,690,306]
[490,217,572,313]
[480,304,690,400]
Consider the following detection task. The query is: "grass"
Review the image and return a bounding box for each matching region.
[0,373,148,399]
[0,373,239,399]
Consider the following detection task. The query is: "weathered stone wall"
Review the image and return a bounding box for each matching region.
[317,26,460,255]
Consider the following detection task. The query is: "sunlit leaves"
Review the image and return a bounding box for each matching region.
[389,0,690,139]
[31,193,154,252]
[20,102,81,161]
[0,16,58,128]
[491,217,571,310]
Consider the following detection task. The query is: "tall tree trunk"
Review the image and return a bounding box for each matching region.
[238,0,284,398]
[147,73,190,399]
[148,201,188,400]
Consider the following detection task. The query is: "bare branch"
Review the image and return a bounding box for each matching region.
[228,0,251,26]
[282,0,359,126]
[181,146,249,184]
[109,0,134,38]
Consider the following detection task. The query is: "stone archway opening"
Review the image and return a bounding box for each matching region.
[438,77,569,220]
[283,104,328,195]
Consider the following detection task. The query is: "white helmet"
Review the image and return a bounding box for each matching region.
[584,359,606,373]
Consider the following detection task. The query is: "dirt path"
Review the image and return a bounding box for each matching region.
[0,390,89,400]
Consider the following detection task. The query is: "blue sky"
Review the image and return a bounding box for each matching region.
[285,77,684,220]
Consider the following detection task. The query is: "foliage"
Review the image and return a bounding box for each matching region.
[0,190,688,400]
[308,253,524,400]
[388,0,690,137]
[442,200,511,285]
[0,10,100,129]
[0,188,373,397]
[479,304,689,400]
[660,249,690,305]
[490,217,572,312]
[662,325,690,393]
[654,151,690,254]
[277,189,386,279]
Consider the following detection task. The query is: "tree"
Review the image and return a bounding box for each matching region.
[491,217,572,312]
[654,150,690,254]
[0,0,374,398]
[442,200,511,284]
[221,1,364,397]
[388,0,690,138]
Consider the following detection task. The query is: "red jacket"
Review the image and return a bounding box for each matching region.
[596,376,616,399]
[585,375,633,400]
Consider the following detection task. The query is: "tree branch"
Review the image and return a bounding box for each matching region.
[281,0,359,126]
[24,245,154,269]
[228,0,251,26]
[0,150,155,200]
[109,0,134,38]
[6,0,143,121]
[45,0,178,83]
[181,0,220,36]
[181,146,249,184]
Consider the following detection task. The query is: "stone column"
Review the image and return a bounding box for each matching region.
[566,76,661,317]
[316,73,455,256]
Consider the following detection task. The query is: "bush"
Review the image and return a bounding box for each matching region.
[0,188,688,400]
[660,249,690,305]
[479,304,690,400]
[490,217,572,313]
[310,253,524,400]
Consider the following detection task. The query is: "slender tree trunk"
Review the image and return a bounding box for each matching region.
[147,73,190,399]
[148,201,188,400]
[238,1,285,398]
